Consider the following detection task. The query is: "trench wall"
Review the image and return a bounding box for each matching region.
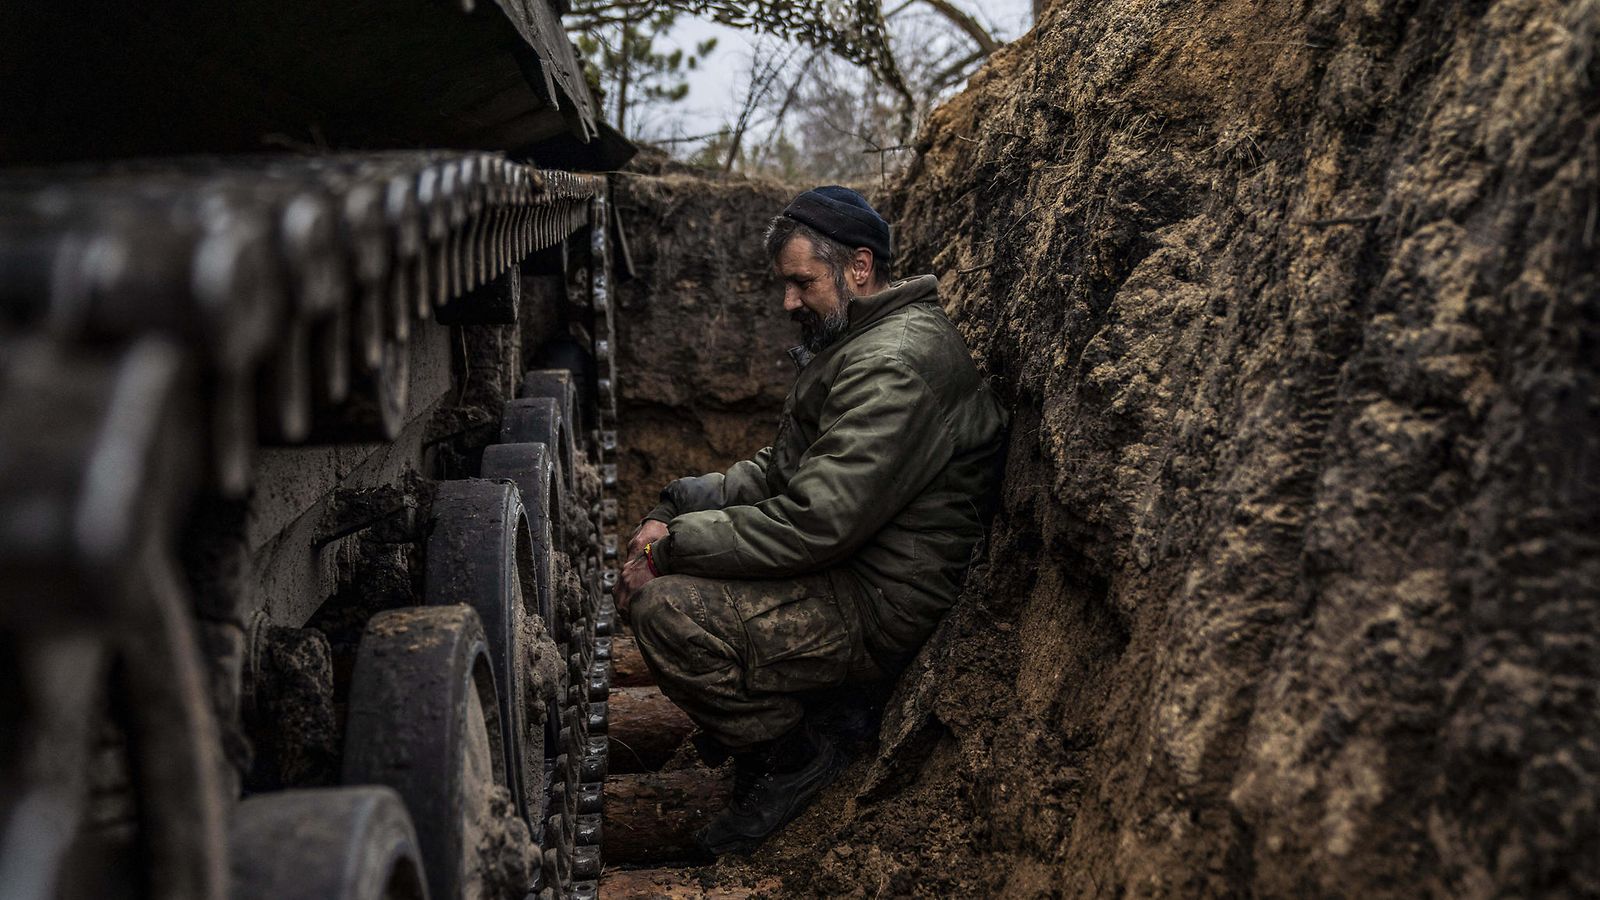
[800,0,1598,896]
[611,171,798,526]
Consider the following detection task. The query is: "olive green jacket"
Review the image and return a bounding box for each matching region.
[645,274,1008,664]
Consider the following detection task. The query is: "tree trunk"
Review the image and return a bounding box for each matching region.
[616,21,633,136]
[608,634,653,687]
[603,770,731,864]
[607,686,695,772]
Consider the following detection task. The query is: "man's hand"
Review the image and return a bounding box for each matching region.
[627,518,668,559]
[614,551,657,619]
[615,519,668,618]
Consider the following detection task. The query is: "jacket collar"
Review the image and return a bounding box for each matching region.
[788,274,940,370]
[847,274,939,330]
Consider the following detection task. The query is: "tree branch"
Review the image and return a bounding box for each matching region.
[928,47,987,91]
[916,0,1001,55]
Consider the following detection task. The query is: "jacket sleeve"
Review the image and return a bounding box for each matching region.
[642,447,773,524]
[657,358,952,577]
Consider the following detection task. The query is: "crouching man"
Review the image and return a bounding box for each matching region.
[613,186,1007,855]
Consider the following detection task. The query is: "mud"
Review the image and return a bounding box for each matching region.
[243,625,340,791]
[429,321,527,481]
[520,613,565,712]
[603,866,781,899]
[551,549,586,635]
[561,457,603,560]
[471,785,539,899]
[611,168,800,524]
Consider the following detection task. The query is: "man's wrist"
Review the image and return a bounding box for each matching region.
[646,535,673,575]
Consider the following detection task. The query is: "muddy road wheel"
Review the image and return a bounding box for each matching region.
[499,392,600,589]
[427,480,546,830]
[500,397,569,492]
[516,371,577,476]
[480,442,557,631]
[230,787,427,900]
[342,606,533,900]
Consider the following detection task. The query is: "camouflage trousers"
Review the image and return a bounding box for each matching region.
[630,571,885,750]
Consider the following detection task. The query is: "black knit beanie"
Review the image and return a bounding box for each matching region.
[781,185,893,262]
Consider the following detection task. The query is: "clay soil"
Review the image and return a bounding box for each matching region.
[613,3,1598,892]
[611,165,801,526]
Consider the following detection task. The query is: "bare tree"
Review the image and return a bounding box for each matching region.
[568,0,916,133]
[757,1,1001,180]
[888,0,1000,55]
[611,0,1018,181]
[722,40,801,172]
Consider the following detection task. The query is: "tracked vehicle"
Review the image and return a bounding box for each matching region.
[0,3,632,897]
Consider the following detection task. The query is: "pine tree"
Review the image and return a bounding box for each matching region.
[572,4,718,137]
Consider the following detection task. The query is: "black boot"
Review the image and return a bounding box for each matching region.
[696,724,841,856]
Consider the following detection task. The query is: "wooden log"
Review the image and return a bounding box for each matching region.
[603,770,730,865]
[608,634,654,687]
[607,686,695,772]
[598,866,779,899]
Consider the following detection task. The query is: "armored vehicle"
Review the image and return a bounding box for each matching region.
[1,3,633,897]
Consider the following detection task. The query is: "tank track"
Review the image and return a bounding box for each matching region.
[0,152,622,898]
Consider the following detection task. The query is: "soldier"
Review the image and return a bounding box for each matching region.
[614,185,1007,855]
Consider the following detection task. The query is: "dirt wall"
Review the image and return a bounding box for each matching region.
[611,170,800,526]
[737,0,1598,896]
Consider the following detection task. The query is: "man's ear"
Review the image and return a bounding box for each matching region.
[851,248,875,289]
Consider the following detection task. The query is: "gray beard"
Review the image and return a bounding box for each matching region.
[794,306,851,354]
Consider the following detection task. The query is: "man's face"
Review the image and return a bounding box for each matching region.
[775,236,850,353]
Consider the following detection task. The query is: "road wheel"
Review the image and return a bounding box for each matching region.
[427,480,546,831]
[229,787,426,900]
[342,605,532,900]
[500,397,569,494]
[498,396,597,583]
[516,370,577,468]
[480,442,557,631]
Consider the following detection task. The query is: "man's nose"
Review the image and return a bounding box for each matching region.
[782,287,802,312]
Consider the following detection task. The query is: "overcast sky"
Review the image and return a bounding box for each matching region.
[641,0,1036,141]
